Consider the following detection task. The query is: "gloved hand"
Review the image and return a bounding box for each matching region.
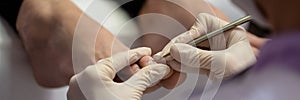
[155,13,256,79]
[67,47,170,100]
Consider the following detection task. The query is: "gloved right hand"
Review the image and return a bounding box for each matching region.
[156,13,256,79]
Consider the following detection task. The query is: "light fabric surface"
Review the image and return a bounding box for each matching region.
[208,0,246,21]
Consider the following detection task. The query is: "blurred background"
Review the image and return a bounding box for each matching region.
[0,0,267,99]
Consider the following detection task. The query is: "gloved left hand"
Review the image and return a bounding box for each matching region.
[67,47,170,100]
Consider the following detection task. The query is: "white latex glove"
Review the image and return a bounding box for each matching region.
[155,13,256,79]
[68,47,170,100]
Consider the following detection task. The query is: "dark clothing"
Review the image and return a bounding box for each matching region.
[0,0,23,31]
[248,21,271,37]
[117,0,146,18]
